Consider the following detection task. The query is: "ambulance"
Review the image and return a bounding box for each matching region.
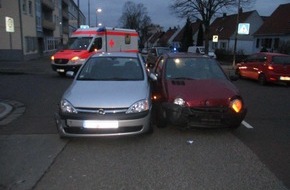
[51,26,139,75]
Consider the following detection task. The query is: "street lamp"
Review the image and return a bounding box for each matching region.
[96,8,102,27]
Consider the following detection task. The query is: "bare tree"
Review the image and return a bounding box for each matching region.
[170,0,254,54]
[119,1,152,50]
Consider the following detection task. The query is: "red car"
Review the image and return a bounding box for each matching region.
[236,52,290,85]
[150,52,247,129]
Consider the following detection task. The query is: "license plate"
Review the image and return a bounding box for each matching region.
[57,69,65,72]
[280,76,290,81]
[83,121,118,129]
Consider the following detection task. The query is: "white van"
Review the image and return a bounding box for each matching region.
[188,46,216,59]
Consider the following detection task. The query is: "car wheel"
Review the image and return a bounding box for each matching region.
[156,105,167,128]
[258,73,267,85]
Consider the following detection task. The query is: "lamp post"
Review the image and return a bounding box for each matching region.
[96,8,102,27]
[232,0,241,68]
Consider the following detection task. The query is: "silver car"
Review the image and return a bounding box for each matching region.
[55,52,153,137]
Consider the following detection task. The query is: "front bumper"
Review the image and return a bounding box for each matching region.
[162,102,247,128]
[51,63,82,73]
[55,111,151,137]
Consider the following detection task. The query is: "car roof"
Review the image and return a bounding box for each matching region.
[91,52,139,58]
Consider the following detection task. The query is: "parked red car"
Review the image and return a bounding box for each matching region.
[236,52,290,85]
[150,52,247,129]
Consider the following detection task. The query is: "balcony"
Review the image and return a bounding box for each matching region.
[42,19,55,30]
[42,0,54,10]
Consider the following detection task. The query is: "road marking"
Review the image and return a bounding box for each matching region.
[242,120,254,129]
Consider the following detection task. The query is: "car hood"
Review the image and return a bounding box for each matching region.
[63,80,150,108]
[166,79,239,107]
[53,50,88,60]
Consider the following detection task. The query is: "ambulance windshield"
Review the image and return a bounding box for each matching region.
[67,37,93,50]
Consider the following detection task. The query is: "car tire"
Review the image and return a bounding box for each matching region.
[156,105,167,128]
[258,73,267,85]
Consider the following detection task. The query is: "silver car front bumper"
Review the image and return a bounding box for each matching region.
[55,112,151,137]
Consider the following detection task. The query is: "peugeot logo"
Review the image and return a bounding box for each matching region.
[97,109,105,115]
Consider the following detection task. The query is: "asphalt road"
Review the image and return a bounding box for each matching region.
[0,67,289,190]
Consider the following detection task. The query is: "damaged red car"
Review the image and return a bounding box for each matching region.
[150,52,247,129]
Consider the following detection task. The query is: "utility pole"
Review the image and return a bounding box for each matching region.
[77,0,80,27]
[88,0,90,26]
[232,0,240,68]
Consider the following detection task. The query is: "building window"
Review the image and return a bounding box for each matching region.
[274,38,279,49]
[25,37,37,52]
[0,0,2,8]
[22,0,27,13]
[220,42,227,49]
[28,0,33,16]
[256,39,260,48]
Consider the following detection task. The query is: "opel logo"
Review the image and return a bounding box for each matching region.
[97,109,105,115]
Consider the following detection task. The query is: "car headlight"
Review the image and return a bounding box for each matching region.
[126,99,149,113]
[60,100,78,114]
[229,99,243,113]
[174,97,185,106]
[69,56,86,65]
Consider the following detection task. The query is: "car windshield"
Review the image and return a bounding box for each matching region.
[77,57,144,81]
[67,37,92,50]
[272,56,290,65]
[165,57,227,80]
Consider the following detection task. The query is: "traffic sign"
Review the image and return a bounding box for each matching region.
[238,23,250,35]
[213,35,218,42]
[5,17,14,32]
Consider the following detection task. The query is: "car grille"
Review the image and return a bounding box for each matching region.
[76,107,128,114]
[64,126,143,134]
[54,59,69,64]
[188,106,229,127]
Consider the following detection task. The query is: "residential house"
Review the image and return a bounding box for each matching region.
[209,10,264,55]
[158,27,178,47]
[0,0,85,61]
[145,31,164,49]
[172,19,203,51]
[254,3,290,53]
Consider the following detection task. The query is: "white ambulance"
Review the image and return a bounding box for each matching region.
[51,26,139,75]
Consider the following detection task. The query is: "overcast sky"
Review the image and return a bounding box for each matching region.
[75,0,290,30]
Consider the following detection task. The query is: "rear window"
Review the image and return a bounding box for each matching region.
[272,56,290,65]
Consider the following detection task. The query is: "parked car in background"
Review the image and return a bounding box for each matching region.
[55,52,153,137]
[187,46,216,59]
[150,52,247,129]
[146,47,171,68]
[236,52,290,85]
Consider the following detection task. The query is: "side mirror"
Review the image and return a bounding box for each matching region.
[149,73,158,81]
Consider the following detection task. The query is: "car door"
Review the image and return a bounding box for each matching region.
[239,55,255,78]
[251,54,267,80]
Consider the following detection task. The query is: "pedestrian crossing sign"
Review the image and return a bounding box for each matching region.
[238,23,250,35]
